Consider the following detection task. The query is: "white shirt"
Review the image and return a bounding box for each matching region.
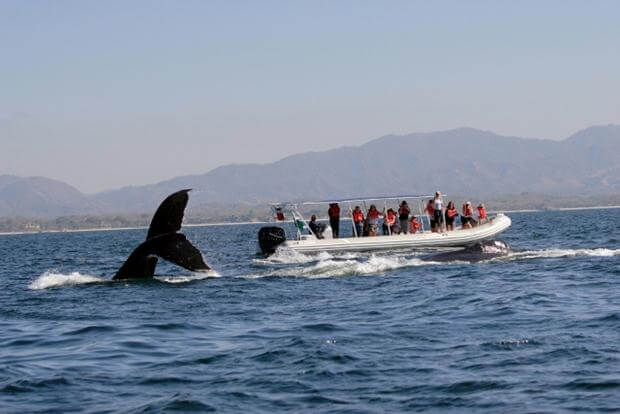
[434,198,443,210]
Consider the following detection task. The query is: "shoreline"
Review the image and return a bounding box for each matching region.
[1,205,619,237]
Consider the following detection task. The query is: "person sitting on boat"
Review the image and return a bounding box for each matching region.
[352,206,365,237]
[461,201,477,228]
[409,215,421,234]
[426,199,436,232]
[308,214,325,239]
[433,191,444,232]
[477,203,488,224]
[382,208,398,235]
[398,201,410,234]
[328,203,340,238]
[445,201,459,231]
[366,205,383,236]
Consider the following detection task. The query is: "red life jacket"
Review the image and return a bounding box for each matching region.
[409,217,420,233]
[368,209,380,219]
[386,211,396,225]
[353,210,364,222]
[478,207,487,219]
[275,207,285,221]
[447,208,458,218]
[426,205,435,215]
[328,205,340,218]
[464,206,473,217]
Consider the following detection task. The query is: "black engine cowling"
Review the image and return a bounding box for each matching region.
[258,226,286,255]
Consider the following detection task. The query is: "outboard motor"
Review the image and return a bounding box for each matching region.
[258,226,286,255]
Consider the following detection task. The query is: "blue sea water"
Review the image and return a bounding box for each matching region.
[1,209,619,413]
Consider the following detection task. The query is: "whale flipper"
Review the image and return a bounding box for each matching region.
[112,189,211,280]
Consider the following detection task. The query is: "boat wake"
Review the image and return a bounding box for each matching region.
[250,249,443,279]
[279,254,438,278]
[250,245,620,277]
[29,270,220,290]
[253,249,359,265]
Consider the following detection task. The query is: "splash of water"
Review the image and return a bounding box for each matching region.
[29,270,220,289]
[29,271,105,290]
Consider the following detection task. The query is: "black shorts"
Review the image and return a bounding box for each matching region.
[433,210,443,224]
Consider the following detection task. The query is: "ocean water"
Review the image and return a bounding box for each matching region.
[1,209,619,413]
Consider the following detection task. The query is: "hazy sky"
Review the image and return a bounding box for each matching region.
[1,1,619,193]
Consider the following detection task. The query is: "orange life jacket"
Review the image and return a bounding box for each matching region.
[353,210,364,222]
[447,208,458,218]
[386,211,396,225]
[477,207,487,219]
[328,205,340,218]
[409,217,420,233]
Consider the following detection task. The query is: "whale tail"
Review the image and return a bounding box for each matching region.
[113,189,210,280]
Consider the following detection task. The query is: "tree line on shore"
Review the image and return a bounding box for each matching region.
[1,193,619,233]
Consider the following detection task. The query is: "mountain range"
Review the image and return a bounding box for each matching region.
[2,125,619,218]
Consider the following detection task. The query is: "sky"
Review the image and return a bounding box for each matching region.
[1,0,619,193]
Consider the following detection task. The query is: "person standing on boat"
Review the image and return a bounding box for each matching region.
[445,201,459,231]
[398,201,410,234]
[328,203,340,238]
[366,205,382,236]
[352,206,365,237]
[426,199,436,232]
[433,191,444,232]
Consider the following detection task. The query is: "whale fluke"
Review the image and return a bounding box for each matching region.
[146,189,191,239]
[113,189,210,280]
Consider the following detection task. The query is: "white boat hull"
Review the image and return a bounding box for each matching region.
[282,214,511,253]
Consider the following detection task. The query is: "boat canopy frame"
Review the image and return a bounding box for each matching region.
[269,194,444,239]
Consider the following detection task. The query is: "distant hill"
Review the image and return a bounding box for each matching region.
[1,125,619,217]
[0,175,100,217]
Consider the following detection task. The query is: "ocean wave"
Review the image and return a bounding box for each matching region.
[28,271,105,290]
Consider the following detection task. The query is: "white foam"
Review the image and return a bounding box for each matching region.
[156,270,220,284]
[254,248,351,265]
[29,271,105,290]
[255,254,440,279]
[506,248,620,260]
